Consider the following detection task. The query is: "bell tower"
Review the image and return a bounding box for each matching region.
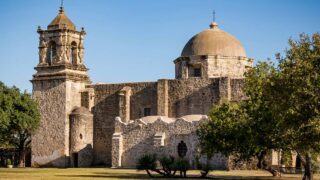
[31,6,90,167]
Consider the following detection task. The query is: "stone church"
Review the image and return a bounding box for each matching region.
[31,6,254,168]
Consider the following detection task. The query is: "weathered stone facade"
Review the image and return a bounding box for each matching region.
[69,107,93,167]
[31,7,254,168]
[111,115,229,169]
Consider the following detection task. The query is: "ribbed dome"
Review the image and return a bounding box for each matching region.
[181,22,246,57]
[48,7,76,31]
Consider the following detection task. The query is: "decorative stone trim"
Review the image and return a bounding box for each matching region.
[154,132,166,147]
[111,133,123,168]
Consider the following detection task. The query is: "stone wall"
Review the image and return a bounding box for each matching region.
[89,82,157,166]
[111,115,228,169]
[89,77,245,166]
[206,56,253,78]
[31,80,68,167]
[31,72,89,167]
[174,55,253,79]
[167,78,220,117]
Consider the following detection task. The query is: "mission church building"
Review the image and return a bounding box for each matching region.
[31,6,255,168]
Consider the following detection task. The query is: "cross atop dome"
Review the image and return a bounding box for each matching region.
[210,10,219,29]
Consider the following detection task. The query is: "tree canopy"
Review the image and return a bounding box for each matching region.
[198,33,320,180]
[0,81,40,166]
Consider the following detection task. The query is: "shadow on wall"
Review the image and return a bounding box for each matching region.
[70,144,93,168]
[171,78,245,117]
[91,83,157,166]
[169,80,220,117]
[33,144,93,168]
[91,88,119,166]
[32,155,70,168]
[130,84,157,118]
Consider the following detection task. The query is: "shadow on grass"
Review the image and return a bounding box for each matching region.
[56,174,151,179]
[208,176,297,180]
[56,173,289,180]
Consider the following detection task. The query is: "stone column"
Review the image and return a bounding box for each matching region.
[181,60,189,79]
[219,77,231,102]
[118,87,131,122]
[157,80,168,116]
[111,133,123,168]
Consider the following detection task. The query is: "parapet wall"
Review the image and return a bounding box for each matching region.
[112,115,228,169]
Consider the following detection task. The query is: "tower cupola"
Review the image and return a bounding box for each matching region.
[48,7,76,31]
[36,6,86,68]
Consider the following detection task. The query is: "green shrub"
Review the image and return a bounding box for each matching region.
[136,154,157,171]
[159,156,176,177]
[137,154,191,178]
[6,159,12,166]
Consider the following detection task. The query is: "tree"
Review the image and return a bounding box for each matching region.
[197,62,282,176]
[198,33,320,180]
[0,82,12,146]
[270,33,320,180]
[241,61,284,171]
[0,82,40,167]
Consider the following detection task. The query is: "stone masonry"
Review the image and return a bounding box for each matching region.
[31,6,253,168]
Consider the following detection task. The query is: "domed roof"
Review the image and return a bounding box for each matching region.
[48,7,76,31]
[181,22,246,57]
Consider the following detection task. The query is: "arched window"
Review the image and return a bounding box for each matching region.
[177,141,187,158]
[71,41,77,65]
[47,41,56,65]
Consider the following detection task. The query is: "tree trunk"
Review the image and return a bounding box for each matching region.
[146,170,153,177]
[257,150,280,177]
[18,147,25,167]
[302,153,313,180]
[257,150,267,169]
[200,170,209,178]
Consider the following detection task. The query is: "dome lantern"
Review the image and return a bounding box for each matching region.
[209,22,219,29]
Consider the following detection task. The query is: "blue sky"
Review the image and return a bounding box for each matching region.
[0,0,319,92]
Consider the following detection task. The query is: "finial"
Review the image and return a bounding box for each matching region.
[59,6,64,14]
[59,0,64,14]
[209,10,218,29]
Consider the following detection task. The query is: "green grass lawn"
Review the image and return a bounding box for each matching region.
[0,168,318,180]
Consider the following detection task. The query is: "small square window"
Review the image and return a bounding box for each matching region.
[193,68,201,77]
[144,108,151,116]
